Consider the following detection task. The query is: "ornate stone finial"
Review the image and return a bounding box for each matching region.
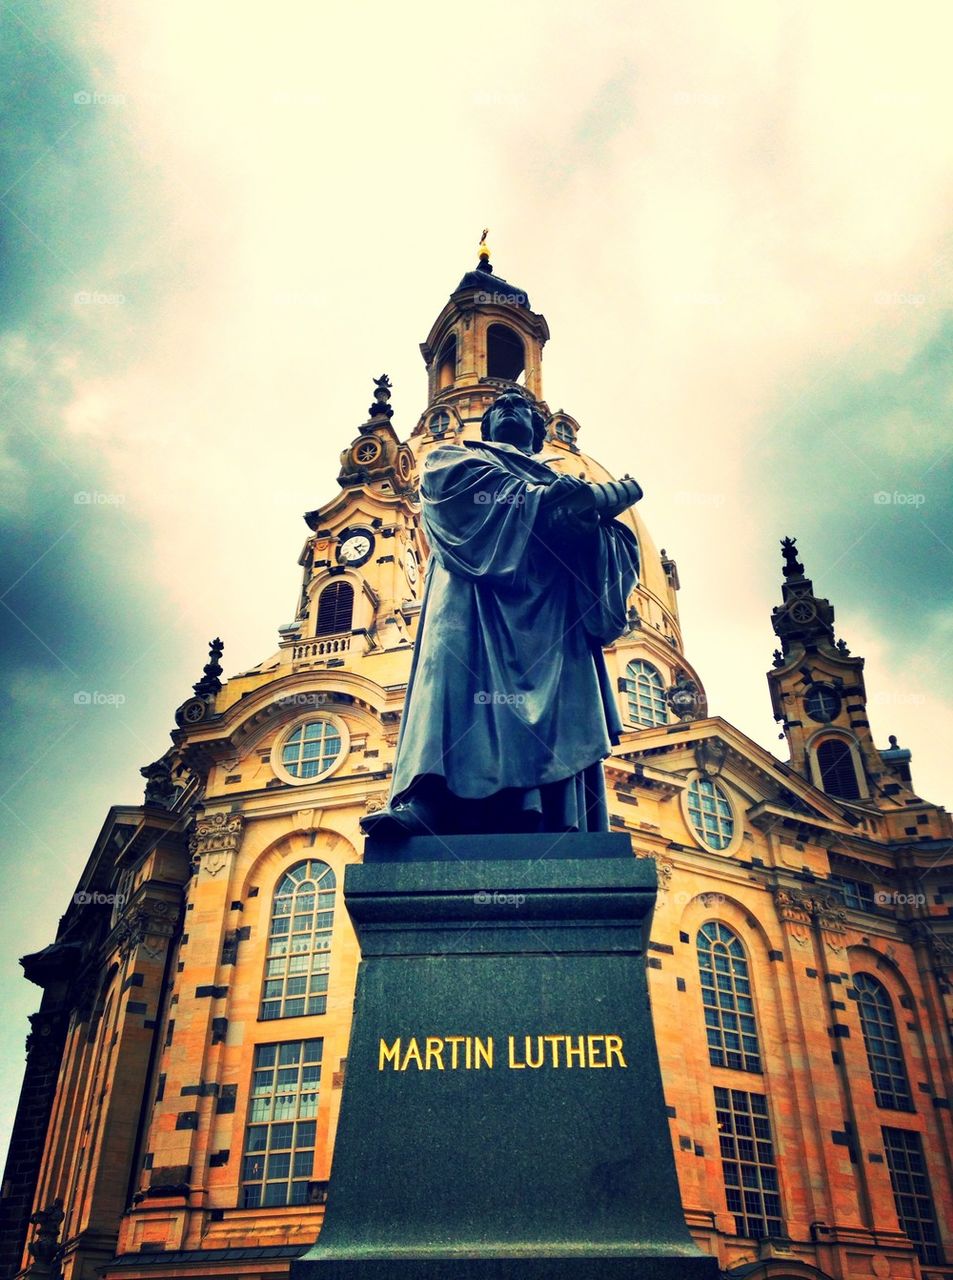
[477,227,492,273]
[27,1197,65,1273]
[694,737,727,777]
[772,648,785,669]
[140,757,176,809]
[192,637,224,698]
[368,374,394,420]
[781,536,804,579]
[888,734,899,749]
[836,638,851,656]
[666,671,706,722]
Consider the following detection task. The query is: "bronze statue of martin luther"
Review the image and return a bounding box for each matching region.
[362,387,642,840]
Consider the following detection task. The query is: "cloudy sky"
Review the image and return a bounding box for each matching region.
[1,0,951,1166]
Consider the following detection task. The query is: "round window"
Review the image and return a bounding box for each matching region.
[276,718,346,782]
[805,684,841,723]
[686,777,735,851]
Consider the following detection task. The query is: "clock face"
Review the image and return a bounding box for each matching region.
[338,531,373,565]
[405,548,419,584]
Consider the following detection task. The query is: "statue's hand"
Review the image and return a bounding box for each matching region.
[539,473,593,510]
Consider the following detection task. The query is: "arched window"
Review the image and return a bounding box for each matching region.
[437,336,457,390]
[854,973,912,1110]
[697,923,761,1072]
[316,581,353,636]
[816,738,861,800]
[623,659,668,727]
[429,409,451,437]
[260,860,336,1020]
[552,419,574,444]
[486,323,525,382]
[687,777,735,851]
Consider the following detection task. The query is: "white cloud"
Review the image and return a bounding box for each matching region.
[61,0,953,798]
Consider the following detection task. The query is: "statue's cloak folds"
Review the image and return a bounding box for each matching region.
[389,440,640,831]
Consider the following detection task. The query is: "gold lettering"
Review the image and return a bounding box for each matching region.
[425,1037,445,1070]
[524,1036,544,1069]
[465,1036,472,1069]
[565,1035,585,1067]
[605,1035,627,1068]
[544,1034,562,1068]
[587,1035,607,1068]
[400,1038,424,1071]
[379,1038,401,1070]
[508,1035,525,1069]
[475,1037,494,1069]
[445,1035,464,1069]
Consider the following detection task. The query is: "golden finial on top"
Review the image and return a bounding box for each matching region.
[478,227,490,261]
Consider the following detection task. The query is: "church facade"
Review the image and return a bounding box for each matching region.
[3,253,953,1280]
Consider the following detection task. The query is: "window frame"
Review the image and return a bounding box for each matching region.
[697,922,762,1073]
[259,859,337,1023]
[272,715,349,787]
[683,774,738,854]
[854,972,913,1112]
[808,731,866,800]
[881,1126,944,1265]
[715,1086,784,1241]
[315,580,355,636]
[622,658,669,729]
[240,1038,324,1208]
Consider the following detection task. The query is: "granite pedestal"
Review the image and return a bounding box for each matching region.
[291,833,718,1280]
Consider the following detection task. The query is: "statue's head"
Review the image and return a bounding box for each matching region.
[480,388,547,455]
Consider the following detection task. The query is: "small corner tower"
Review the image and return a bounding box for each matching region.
[767,536,949,841]
[768,535,879,803]
[415,231,550,439]
[284,377,423,665]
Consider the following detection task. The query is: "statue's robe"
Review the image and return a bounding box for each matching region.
[388,440,640,834]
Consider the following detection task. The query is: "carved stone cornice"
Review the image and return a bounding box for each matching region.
[908,920,953,972]
[773,888,813,927]
[114,899,179,961]
[634,849,674,893]
[25,1011,69,1071]
[930,935,953,971]
[773,888,848,934]
[188,812,245,877]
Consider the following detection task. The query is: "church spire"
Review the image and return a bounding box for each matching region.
[770,535,837,661]
[330,375,416,500]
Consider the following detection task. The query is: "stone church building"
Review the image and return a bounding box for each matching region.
[3,251,952,1280]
